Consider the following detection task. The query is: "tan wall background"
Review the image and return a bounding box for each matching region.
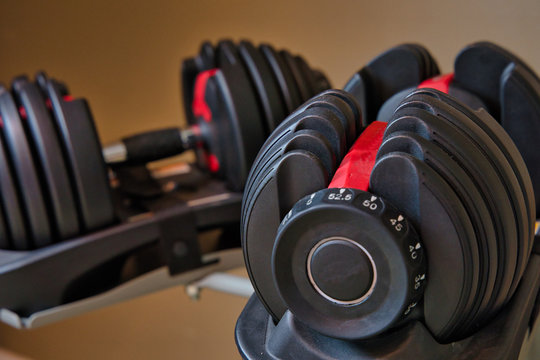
[1,0,540,359]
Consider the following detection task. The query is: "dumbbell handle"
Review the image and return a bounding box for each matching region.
[103,127,202,165]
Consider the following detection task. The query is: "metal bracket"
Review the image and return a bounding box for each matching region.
[186,272,253,300]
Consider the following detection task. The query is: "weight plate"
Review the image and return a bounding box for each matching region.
[244,91,358,208]
[416,88,535,296]
[403,91,529,304]
[243,149,329,321]
[295,55,318,97]
[454,41,539,118]
[379,130,498,334]
[386,105,516,329]
[343,44,435,123]
[281,50,311,102]
[11,78,80,240]
[0,110,25,250]
[370,151,478,342]
[211,62,266,190]
[238,41,286,133]
[244,105,348,225]
[260,44,299,114]
[45,79,115,231]
[243,124,340,229]
[0,85,52,247]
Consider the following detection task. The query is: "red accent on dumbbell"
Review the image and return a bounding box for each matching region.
[205,152,220,173]
[19,107,27,119]
[45,95,74,109]
[191,125,205,148]
[192,69,219,123]
[328,121,387,191]
[418,73,454,94]
[18,95,73,119]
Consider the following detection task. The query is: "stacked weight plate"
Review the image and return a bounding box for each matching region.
[241,90,363,320]
[182,40,331,190]
[371,89,535,341]
[0,73,115,251]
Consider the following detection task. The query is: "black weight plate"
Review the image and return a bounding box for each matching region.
[409,44,440,79]
[370,151,478,342]
[45,80,115,231]
[243,124,340,228]
[250,92,354,171]
[243,90,360,228]
[295,55,318,97]
[416,88,535,293]
[304,95,358,146]
[243,149,329,321]
[241,91,369,322]
[211,62,266,190]
[379,131,498,332]
[245,91,358,206]
[0,85,52,248]
[424,45,441,77]
[238,41,287,133]
[242,110,342,228]
[378,86,488,124]
[260,44,301,114]
[454,41,540,119]
[0,200,10,249]
[498,65,538,223]
[244,103,348,217]
[216,40,241,66]
[35,72,70,98]
[196,41,216,69]
[343,44,432,123]
[294,111,347,159]
[386,106,516,321]
[219,40,278,142]
[403,91,529,302]
[276,50,304,109]
[0,119,25,250]
[279,50,311,105]
[11,79,80,240]
[284,131,335,175]
[322,89,365,133]
[401,44,429,80]
[35,71,49,96]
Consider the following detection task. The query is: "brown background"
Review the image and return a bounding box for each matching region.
[1,0,540,359]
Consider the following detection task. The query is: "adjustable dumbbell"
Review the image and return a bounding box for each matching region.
[240,42,539,350]
[104,40,330,191]
[0,40,329,251]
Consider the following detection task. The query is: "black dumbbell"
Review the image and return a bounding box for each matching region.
[241,42,538,345]
[104,40,330,191]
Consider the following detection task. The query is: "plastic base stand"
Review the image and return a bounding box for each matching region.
[0,248,245,329]
[0,164,243,324]
[236,254,540,360]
